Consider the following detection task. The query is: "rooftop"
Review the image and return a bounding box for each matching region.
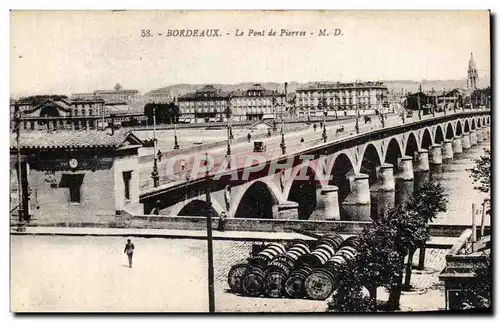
[10,130,143,150]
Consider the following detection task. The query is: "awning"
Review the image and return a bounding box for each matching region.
[262,115,275,120]
[209,118,217,122]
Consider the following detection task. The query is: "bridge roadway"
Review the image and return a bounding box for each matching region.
[139,108,490,196]
[139,113,401,190]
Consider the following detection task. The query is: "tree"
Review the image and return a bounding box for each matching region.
[327,205,425,312]
[144,102,180,125]
[468,149,491,194]
[403,181,447,287]
[327,260,376,312]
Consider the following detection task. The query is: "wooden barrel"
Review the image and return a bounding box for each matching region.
[340,236,362,249]
[284,266,313,298]
[263,269,288,298]
[335,246,358,263]
[319,234,344,250]
[227,262,251,294]
[241,266,266,297]
[304,268,338,300]
[249,243,286,268]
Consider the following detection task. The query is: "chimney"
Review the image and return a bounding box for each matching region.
[284,82,288,103]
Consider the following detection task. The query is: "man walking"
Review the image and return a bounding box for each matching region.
[124,239,135,268]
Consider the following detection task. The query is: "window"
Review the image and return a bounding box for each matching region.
[122,171,132,201]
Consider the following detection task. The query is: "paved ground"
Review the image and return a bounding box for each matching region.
[11,235,448,312]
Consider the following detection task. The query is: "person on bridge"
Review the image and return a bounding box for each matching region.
[267,129,272,137]
[124,239,135,268]
[180,159,187,171]
[157,150,163,162]
[300,137,305,143]
[247,132,252,143]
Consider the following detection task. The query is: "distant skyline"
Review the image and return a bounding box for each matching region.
[10,10,490,97]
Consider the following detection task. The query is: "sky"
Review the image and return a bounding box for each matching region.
[10,10,491,97]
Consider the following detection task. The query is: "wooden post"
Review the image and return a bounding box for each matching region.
[471,204,477,250]
[205,152,215,313]
[480,200,487,238]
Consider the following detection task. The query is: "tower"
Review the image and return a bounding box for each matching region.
[467,52,479,90]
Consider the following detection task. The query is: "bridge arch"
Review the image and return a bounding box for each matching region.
[172,199,225,217]
[384,138,403,171]
[405,132,419,158]
[328,153,355,203]
[233,180,280,219]
[445,122,455,140]
[359,143,382,186]
[456,120,463,136]
[464,119,470,133]
[286,165,322,220]
[434,125,445,144]
[421,128,433,150]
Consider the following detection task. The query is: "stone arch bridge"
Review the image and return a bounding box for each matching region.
[139,111,490,221]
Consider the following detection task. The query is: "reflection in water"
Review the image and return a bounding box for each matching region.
[339,138,490,224]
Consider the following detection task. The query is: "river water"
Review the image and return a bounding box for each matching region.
[341,135,491,226]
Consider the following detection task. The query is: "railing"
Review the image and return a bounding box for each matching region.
[139,108,490,193]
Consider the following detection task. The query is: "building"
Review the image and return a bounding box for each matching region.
[10,130,143,226]
[230,83,286,121]
[147,89,175,104]
[177,84,287,123]
[94,83,140,103]
[295,81,389,118]
[11,96,106,131]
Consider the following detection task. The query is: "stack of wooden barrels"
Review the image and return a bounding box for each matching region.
[284,234,344,298]
[304,236,362,300]
[227,234,350,300]
[227,242,287,296]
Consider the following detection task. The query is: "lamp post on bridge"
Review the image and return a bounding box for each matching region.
[151,106,160,188]
[431,88,436,117]
[173,121,180,150]
[417,85,422,121]
[355,91,360,134]
[442,89,447,115]
[322,98,327,143]
[280,102,287,154]
[226,95,232,168]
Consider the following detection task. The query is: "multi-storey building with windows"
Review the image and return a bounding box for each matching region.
[295,81,389,118]
[177,84,287,123]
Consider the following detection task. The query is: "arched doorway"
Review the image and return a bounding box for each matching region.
[478,118,482,128]
[234,181,277,219]
[471,119,476,130]
[177,200,217,217]
[360,144,382,186]
[435,125,444,144]
[40,105,60,118]
[329,153,355,202]
[421,129,432,150]
[287,167,321,220]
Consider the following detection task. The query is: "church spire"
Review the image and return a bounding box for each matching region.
[467,52,478,90]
